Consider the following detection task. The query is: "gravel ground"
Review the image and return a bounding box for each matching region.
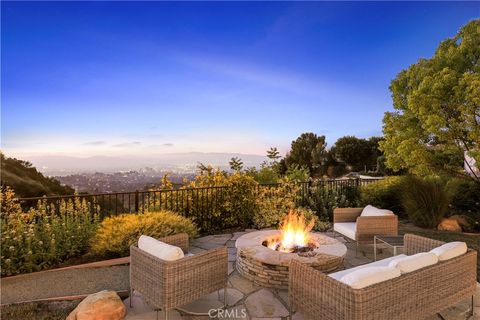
[1,265,129,305]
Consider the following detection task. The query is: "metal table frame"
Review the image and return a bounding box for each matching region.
[373,235,404,261]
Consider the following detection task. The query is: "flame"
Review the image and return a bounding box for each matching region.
[267,210,316,252]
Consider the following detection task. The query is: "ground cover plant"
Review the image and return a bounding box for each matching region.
[0,300,79,320]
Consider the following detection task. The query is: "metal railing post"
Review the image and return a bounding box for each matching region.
[134,190,139,213]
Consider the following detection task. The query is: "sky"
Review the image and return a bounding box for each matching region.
[2,1,479,159]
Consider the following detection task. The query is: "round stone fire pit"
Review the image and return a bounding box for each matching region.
[235,230,347,289]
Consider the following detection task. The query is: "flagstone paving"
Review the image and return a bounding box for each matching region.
[124,231,480,320]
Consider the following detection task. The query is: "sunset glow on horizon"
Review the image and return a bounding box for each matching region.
[2,2,478,161]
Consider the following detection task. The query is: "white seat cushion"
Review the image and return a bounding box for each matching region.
[430,242,467,261]
[329,254,407,281]
[138,235,184,261]
[361,205,394,216]
[333,222,356,240]
[339,266,401,289]
[388,252,438,274]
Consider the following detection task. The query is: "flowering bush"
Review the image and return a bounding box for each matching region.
[144,170,351,233]
[1,187,98,276]
[145,169,258,232]
[252,180,300,228]
[220,172,258,228]
[91,210,197,257]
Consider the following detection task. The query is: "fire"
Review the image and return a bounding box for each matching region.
[267,210,316,253]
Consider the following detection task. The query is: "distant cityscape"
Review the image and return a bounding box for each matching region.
[56,168,195,193]
[13,152,267,193]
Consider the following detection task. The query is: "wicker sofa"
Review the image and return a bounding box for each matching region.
[333,207,398,244]
[130,233,228,319]
[289,234,477,320]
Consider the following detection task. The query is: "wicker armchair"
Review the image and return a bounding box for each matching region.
[333,207,398,244]
[130,233,228,320]
[289,234,477,320]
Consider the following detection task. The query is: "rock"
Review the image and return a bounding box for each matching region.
[225,305,250,319]
[178,291,223,313]
[218,288,244,306]
[449,215,476,233]
[244,289,289,318]
[67,290,126,320]
[437,218,462,232]
[229,273,260,294]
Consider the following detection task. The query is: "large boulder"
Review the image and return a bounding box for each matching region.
[437,218,462,232]
[67,290,126,320]
[449,214,476,233]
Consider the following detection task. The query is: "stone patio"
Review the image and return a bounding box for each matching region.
[124,231,480,320]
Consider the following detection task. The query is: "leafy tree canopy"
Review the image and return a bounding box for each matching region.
[229,157,244,172]
[266,147,281,161]
[284,132,327,176]
[332,136,383,171]
[380,19,480,182]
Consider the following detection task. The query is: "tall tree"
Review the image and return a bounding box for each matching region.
[197,162,213,175]
[332,136,384,172]
[266,147,282,173]
[284,133,327,175]
[229,157,244,172]
[368,136,384,166]
[380,20,480,182]
[332,136,371,171]
[267,147,281,161]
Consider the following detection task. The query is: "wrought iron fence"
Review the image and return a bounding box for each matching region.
[16,178,382,220]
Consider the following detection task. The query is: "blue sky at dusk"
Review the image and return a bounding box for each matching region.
[2,1,479,158]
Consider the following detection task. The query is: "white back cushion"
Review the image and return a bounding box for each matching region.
[430,242,467,261]
[388,252,438,274]
[138,235,184,261]
[329,254,407,281]
[339,266,401,289]
[361,205,394,216]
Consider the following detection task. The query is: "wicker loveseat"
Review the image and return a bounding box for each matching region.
[130,233,228,319]
[289,234,477,320]
[333,207,398,244]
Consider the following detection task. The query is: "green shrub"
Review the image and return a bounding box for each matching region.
[145,170,258,233]
[285,165,310,182]
[251,180,332,231]
[221,172,258,228]
[307,185,359,222]
[401,176,450,228]
[245,166,280,184]
[91,211,197,257]
[360,176,405,216]
[447,179,480,215]
[253,181,300,229]
[299,207,331,232]
[1,187,98,276]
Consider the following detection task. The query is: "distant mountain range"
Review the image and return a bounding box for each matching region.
[23,152,269,176]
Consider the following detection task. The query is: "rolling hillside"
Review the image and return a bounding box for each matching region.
[1,153,74,197]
